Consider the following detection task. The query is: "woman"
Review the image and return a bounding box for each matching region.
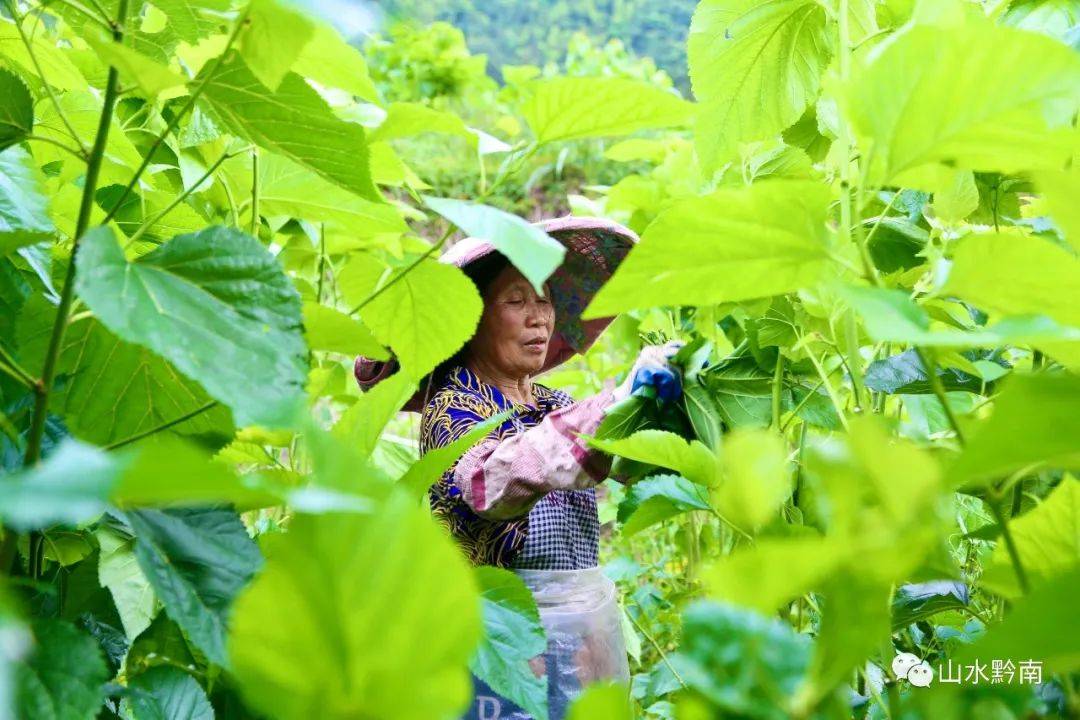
[355,217,681,719]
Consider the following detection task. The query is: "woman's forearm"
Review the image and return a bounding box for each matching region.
[453,389,614,519]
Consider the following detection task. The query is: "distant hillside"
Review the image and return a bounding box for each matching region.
[380,0,698,93]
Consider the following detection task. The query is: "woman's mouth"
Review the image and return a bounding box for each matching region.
[523,338,547,353]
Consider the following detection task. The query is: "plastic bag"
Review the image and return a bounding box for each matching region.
[467,568,630,720]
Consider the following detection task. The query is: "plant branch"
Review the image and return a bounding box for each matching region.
[626,604,688,691]
[915,347,964,444]
[348,224,454,316]
[125,147,245,247]
[26,134,87,161]
[105,401,218,450]
[4,0,88,155]
[771,352,785,429]
[23,0,129,466]
[43,0,113,31]
[101,7,250,225]
[988,498,1030,595]
[249,148,259,236]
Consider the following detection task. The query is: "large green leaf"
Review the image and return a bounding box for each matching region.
[82,34,187,99]
[332,370,417,458]
[129,507,263,667]
[566,684,632,720]
[292,21,379,102]
[302,302,387,359]
[520,77,694,143]
[15,619,107,720]
[74,225,306,428]
[369,103,475,146]
[471,567,548,720]
[958,566,1080,674]
[17,303,234,448]
[688,0,829,173]
[842,285,1080,348]
[198,52,378,201]
[804,574,890,706]
[239,0,314,91]
[844,20,1080,184]
[864,349,985,395]
[981,477,1079,597]
[617,474,713,536]
[362,257,482,379]
[585,181,831,317]
[96,527,158,641]
[228,494,481,720]
[0,440,114,531]
[254,155,406,236]
[706,537,849,615]
[0,20,86,91]
[0,69,32,151]
[422,196,565,292]
[949,374,1080,487]
[151,0,230,43]
[944,232,1080,329]
[0,147,55,255]
[712,428,791,533]
[590,430,718,486]
[1038,167,1080,249]
[671,602,811,720]
[127,666,214,720]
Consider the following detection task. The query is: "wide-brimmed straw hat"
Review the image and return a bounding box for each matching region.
[354,215,638,412]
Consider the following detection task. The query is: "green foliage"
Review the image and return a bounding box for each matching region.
[0,147,54,255]
[126,666,214,720]
[75,226,307,428]
[15,619,107,720]
[228,497,481,720]
[688,0,829,173]
[471,567,549,720]
[2,1,1079,718]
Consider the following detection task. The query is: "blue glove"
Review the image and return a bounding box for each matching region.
[612,340,684,403]
[631,365,683,402]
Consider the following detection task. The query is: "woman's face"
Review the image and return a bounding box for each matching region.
[468,264,555,379]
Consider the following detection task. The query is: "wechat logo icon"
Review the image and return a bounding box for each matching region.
[893,652,934,688]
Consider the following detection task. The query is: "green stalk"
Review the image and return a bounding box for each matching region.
[771,352,785,429]
[989,498,1030,595]
[349,224,454,316]
[24,0,130,466]
[125,147,244,248]
[5,0,88,155]
[915,347,964,444]
[101,7,250,225]
[104,401,217,451]
[249,148,260,236]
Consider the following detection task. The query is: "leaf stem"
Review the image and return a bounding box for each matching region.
[23,0,130,466]
[0,343,37,389]
[804,343,849,431]
[988,497,1030,595]
[915,347,964,444]
[348,224,454,316]
[771,352,785,429]
[625,604,688,691]
[249,148,259,236]
[25,134,87,161]
[101,7,250,225]
[105,401,218,450]
[124,147,245,247]
[44,0,114,31]
[4,0,88,155]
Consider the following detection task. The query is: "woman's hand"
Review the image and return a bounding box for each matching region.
[612,340,684,403]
